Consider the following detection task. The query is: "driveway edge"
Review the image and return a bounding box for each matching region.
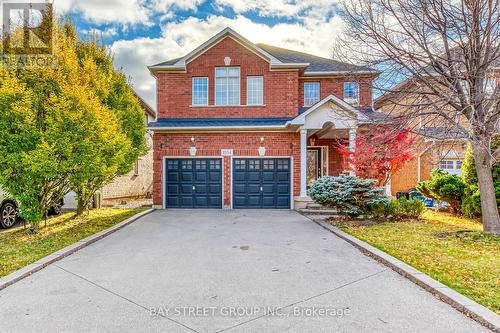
[0,208,155,291]
[310,218,500,333]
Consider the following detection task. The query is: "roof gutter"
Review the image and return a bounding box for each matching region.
[149,125,290,131]
[302,70,380,76]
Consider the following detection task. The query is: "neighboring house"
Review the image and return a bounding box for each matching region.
[63,92,155,209]
[148,27,381,209]
[101,93,156,202]
[375,86,468,196]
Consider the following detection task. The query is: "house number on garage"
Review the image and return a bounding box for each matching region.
[221,149,233,156]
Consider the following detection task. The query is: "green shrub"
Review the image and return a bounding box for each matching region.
[309,175,389,217]
[416,170,465,214]
[461,143,500,217]
[390,198,425,219]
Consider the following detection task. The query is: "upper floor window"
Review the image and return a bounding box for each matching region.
[215,67,240,105]
[344,82,359,105]
[192,77,208,105]
[439,159,462,176]
[304,82,320,106]
[247,76,263,105]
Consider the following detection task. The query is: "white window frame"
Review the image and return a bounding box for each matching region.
[246,76,264,105]
[304,82,320,106]
[343,82,360,105]
[192,77,208,106]
[215,67,240,106]
[439,159,462,176]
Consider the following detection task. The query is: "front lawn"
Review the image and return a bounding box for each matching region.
[0,208,144,278]
[333,211,500,314]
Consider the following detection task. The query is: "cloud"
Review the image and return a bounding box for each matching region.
[54,0,204,26]
[55,0,151,25]
[111,14,345,107]
[213,0,340,18]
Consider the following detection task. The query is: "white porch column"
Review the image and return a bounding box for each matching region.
[348,128,357,176]
[300,128,308,197]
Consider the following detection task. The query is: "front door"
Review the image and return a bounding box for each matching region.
[307,147,328,187]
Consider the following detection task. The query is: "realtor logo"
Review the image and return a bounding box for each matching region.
[2,1,53,55]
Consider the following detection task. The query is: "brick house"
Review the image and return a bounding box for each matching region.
[101,93,156,202]
[148,27,381,209]
[375,86,468,196]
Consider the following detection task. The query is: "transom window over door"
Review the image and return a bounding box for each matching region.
[304,82,320,106]
[247,76,263,105]
[215,67,240,105]
[192,77,208,105]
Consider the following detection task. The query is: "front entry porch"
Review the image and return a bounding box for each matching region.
[290,95,367,209]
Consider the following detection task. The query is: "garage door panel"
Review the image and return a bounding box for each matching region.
[208,196,222,207]
[262,196,275,207]
[247,184,261,194]
[181,185,193,194]
[194,197,208,207]
[181,172,193,181]
[208,184,221,194]
[166,197,179,207]
[233,184,246,194]
[167,172,179,182]
[167,184,179,194]
[247,196,261,207]
[277,184,290,194]
[262,171,275,181]
[195,184,207,194]
[195,172,207,181]
[209,172,221,181]
[247,171,260,181]
[233,172,245,181]
[165,159,222,209]
[262,184,275,194]
[276,172,290,181]
[180,196,194,207]
[276,196,290,207]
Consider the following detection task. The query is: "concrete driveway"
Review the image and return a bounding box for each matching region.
[0,210,489,332]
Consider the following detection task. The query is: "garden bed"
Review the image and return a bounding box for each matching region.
[331,210,500,314]
[0,208,145,278]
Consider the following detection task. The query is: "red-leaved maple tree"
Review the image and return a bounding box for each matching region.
[339,127,416,186]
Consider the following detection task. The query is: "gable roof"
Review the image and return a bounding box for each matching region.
[290,94,369,125]
[132,89,156,118]
[257,44,375,75]
[149,27,377,76]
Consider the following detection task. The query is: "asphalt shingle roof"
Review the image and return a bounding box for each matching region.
[151,44,376,74]
[152,57,183,67]
[148,117,292,128]
[257,43,375,73]
[418,127,467,140]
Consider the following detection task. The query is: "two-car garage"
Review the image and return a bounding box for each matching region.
[164,158,291,209]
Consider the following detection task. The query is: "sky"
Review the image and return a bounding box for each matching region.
[54,0,347,108]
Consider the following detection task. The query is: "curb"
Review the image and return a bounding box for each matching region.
[310,218,500,333]
[0,208,155,291]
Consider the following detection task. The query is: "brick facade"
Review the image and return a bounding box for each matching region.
[153,132,301,206]
[157,37,300,119]
[299,77,372,110]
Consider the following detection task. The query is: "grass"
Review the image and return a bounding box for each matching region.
[334,210,500,314]
[0,208,145,278]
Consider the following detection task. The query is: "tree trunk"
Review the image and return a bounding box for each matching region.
[473,145,500,235]
[76,198,86,217]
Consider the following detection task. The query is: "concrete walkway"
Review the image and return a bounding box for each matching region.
[0,210,490,332]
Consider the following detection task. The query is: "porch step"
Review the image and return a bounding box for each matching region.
[298,208,339,215]
[305,203,324,210]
